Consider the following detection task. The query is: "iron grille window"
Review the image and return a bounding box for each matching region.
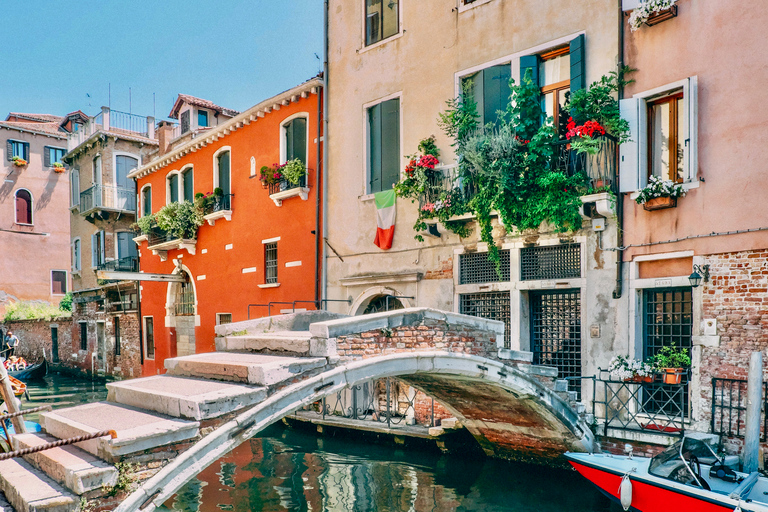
[217,313,232,325]
[144,317,155,359]
[114,317,121,356]
[521,244,581,281]
[459,250,510,284]
[711,378,768,441]
[174,280,195,316]
[79,322,88,351]
[643,287,692,415]
[459,292,510,349]
[531,290,582,397]
[265,242,278,284]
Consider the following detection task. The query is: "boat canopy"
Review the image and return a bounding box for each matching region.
[649,438,720,488]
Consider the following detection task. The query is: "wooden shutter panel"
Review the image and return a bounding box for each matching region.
[484,65,511,125]
[368,104,382,192]
[380,98,400,191]
[519,55,539,88]
[569,34,586,93]
[293,118,307,164]
[6,140,12,161]
[92,234,97,267]
[100,230,106,265]
[44,147,51,167]
[619,98,640,193]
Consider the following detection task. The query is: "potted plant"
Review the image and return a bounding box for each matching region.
[628,0,679,31]
[635,175,686,211]
[652,346,691,385]
[12,156,27,167]
[280,159,307,186]
[52,162,65,173]
[259,165,282,188]
[607,355,655,383]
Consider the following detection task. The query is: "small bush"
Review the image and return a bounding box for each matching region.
[3,301,71,322]
[59,292,73,312]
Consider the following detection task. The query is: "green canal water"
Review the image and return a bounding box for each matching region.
[25,373,619,512]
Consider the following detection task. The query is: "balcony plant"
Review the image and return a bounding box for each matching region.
[281,159,307,186]
[154,200,204,240]
[12,156,27,167]
[259,165,282,188]
[635,175,686,210]
[629,0,678,32]
[52,162,65,173]
[651,346,691,385]
[607,355,655,383]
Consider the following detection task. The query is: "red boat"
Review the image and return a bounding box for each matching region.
[566,437,768,511]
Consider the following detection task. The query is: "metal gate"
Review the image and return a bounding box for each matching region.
[531,290,582,397]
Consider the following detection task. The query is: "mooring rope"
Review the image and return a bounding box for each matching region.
[0,430,117,461]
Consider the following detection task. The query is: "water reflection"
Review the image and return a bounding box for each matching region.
[161,425,616,512]
[22,372,108,421]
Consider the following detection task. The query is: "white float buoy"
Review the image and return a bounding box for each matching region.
[619,474,632,511]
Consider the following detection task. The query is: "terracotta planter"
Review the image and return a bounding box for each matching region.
[643,196,677,211]
[662,368,683,385]
[645,5,678,27]
[625,375,654,384]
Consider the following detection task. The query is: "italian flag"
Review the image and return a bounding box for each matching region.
[374,189,396,250]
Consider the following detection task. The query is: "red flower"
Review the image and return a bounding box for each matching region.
[417,155,439,169]
[566,119,606,140]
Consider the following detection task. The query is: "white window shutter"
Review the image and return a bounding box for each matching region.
[100,230,106,264]
[619,98,640,193]
[683,76,698,182]
[622,0,640,11]
[91,234,97,267]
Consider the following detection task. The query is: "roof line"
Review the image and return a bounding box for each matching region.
[0,123,66,139]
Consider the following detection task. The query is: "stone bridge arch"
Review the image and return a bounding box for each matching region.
[116,350,595,512]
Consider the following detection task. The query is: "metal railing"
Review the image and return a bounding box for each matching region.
[247,299,352,319]
[711,378,768,441]
[109,110,148,136]
[417,166,478,211]
[593,369,689,438]
[97,256,138,273]
[553,134,618,189]
[205,193,232,214]
[80,184,136,213]
[146,226,175,247]
[268,175,307,195]
[316,378,436,428]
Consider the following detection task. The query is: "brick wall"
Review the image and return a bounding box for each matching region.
[424,256,453,280]
[1,317,73,363]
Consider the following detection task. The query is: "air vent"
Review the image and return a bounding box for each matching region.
[459,250,511,284]
[521,244,581,281]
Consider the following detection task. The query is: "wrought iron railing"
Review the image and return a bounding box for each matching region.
[553,134,618,189]
[711,378,768,441]
[109,110,149,136]
[205,193,232,214]
[146,226,176,247]
[268,175,307,195]
[80,184,136,213]
[97,256,138,273]
[417,166,478,211]
[593,369,689,437]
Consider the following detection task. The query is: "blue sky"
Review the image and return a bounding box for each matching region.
[1,1,324,120]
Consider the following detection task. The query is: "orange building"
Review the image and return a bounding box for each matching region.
[129,78,323,376]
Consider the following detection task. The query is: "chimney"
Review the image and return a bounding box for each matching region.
[157,120,175,155]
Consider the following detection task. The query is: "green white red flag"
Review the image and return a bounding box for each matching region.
[374,189,396,250]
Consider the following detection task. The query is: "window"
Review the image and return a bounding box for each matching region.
[6,140,29,161]
[520,244,581,281]
[114,317,121,356]
[265,242,278,284]
[72,239,81,272]
[174,278,195,316]
[648,93,685,182]
[461,64,511,127]
[283,117,307,165]
[182,168,194,202]
[198,110,209,128]
[116,231,138,268]
[168,173,179,203]
[70,168,80,207]
[14,189,32,224]
[44,146,66,167]
[215,150,231,195]
[216,313,232,325]
[51,271,67,295]
[141,186,152,217]
[367,97,400,193]
[51,326,59,363]
[460,250,511,284]
[92,231,105,268]
[79,322,88,351]
[365,0,399,46]
[459,292,511,349]
[180,110,190,134]
[93,156,101,185]
[143,317,154,359]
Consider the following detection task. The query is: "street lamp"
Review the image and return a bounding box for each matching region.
[689,264,710,288]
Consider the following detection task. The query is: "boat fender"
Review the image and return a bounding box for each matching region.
[619,474,632,511]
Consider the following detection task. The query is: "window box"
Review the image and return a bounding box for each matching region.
[146,227,196,260]
[643,196,677,211]
[645,4,677,26]
[269,184,309,207]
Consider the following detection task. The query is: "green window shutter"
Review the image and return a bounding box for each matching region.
[143,187,151,216]
[285,121,294,162]
[380,98,400,191]
[292,118,307,165]
[169,174,179,203]
[218,152,230,195]
[23,143,29,161]
[6,140,12,161]
[44,147,51,167]
[368,103,382,193]
[183,171,193,201]
[483,65,511,126]
[569,34,586,93]
[519,55,540,88]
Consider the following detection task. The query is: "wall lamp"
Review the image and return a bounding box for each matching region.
[689,264,710,288]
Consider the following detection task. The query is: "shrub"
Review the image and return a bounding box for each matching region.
[59,292,73,312]
[154,201,204,240]
[3,301,71,322]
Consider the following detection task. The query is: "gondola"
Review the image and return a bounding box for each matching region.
[7,358,47,381]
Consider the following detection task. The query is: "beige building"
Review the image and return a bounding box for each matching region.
[324,0,623,400]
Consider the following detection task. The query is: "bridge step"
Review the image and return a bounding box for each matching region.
[106,375,268,420]
[38,402,199,461]
[165,352,327,386]
[12,433,117,495]
[0,458,77,512]
[217,330,313,355]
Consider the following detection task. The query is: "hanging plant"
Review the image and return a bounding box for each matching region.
[628,0,678,31]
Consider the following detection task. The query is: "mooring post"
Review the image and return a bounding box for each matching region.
[744,351,763,473]
[0,363,26,435]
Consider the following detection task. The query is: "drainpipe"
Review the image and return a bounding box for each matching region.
[321,0,330,307]
[612,0,625,300]
[315,85,323,307]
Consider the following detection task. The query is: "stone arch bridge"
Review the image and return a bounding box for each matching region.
[0,309,594,512]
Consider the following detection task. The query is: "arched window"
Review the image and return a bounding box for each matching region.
[214,150,231,196]
[93,155,101,186]
[14,189,32,225]
[141,185,152,217]
[181,167,194,202]
[281,116,308,165]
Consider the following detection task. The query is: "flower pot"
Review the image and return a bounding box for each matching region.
[662,368,683,385]
[643,196,677,211]
[645,4,678,27]
[625,375,654,383]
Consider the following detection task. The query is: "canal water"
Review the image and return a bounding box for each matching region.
[25,374,618,512]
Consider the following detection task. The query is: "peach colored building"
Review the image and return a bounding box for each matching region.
[0,112,79,316]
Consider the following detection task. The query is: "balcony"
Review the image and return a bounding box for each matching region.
[203,193,233,226]
[146,227,196,261]
[418,166,478,220]
[80,185,136,216]
[268,175,309,207]
[553,134,619,189]
[97,256,139,273]
[67,107,155,152]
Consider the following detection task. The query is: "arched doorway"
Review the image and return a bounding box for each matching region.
[363,295,404,314]
[351,286,413,316]
[168,270,197,357]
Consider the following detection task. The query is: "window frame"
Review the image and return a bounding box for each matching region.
[647,91,685,183]
[213,146,232,195]
[51,270,68,295]
[140,184,152,217]
[538,46,571,137]
[181,166,194,202]
[363,92,402,196]
[143,316,155,360]
[197,109,209,129]
[79,321,88,351]
[216,313,233,325]
[14,188,33,225]
[72,238,81,273]
[8,139,29,161]
[114,316,121,357]
[44,146,66,168]
[280,113,310,166]
[362,0,401,48]
[458,0,496,13]
[166,170,181,204]
[264,241,278,284]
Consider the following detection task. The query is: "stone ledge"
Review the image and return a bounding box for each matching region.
[214,310,348,337]
[692,335,720,347]
[497,349,534,363]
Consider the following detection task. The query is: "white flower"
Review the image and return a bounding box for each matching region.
[629,0,678,31]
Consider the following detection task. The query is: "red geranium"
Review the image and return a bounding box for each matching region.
[565,117,606,140]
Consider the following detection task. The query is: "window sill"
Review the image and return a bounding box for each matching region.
[358,31,404,55]
[203,209,232,226]
[133,234,148,244]
[458,0,496,13]
[359,193,376,202]
[269,188,309,207]
[628,179,700,201]
[14,223,34,227]
[257,283,281,289]
[69,205,80,213]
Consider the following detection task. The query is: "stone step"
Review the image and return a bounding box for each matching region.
[12,433,117,495]
[107,375,267,420]
[0,458,77,512]
[38,402,199,461]
[216,330,313,355]
[165,352,327,386]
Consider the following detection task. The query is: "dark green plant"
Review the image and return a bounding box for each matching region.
[213,187,224,196]
[59,292,73,312]
[566,66,635,143]
[652,346,692,369]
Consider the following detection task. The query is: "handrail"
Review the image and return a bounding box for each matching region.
[0,404,52,422]
[247,298,352,319]
[0,430,117,461]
